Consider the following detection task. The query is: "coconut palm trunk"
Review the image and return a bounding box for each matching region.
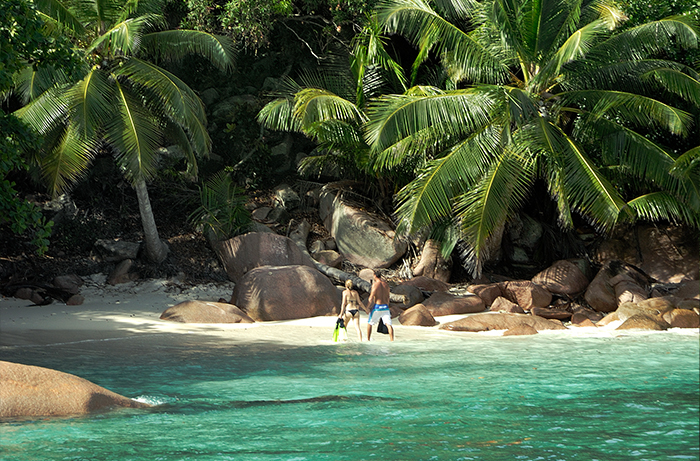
[11,0,235,266]
[134,178,168,263]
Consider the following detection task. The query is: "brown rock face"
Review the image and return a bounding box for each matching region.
[231,265,341,321]
[532,260,589,295]
[421,292,485,316]
[571,313,597,327]
[467,283,503,307]
[0,361,150,418]
[616,301,675,322]
[399,276,450,292]
[214,232,316,283]
[489,296,525,314]
[398,304,439,326]
[503,324,539,336]
[499,280,552,310]
[160,300,255,324]
[616,314,670,330]
[531,306,572,320]
[662,309,700,328]
[391,284,424,308]
[439,313,567,332]
[412,239,452,282]
[585,261,651,312]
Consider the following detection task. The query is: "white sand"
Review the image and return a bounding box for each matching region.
[1,274,696,348]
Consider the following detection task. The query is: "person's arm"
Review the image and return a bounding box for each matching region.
[339,291,347,317]
[367,282,377,309]
[355,292,367,312]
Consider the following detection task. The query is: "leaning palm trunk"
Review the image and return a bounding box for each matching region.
[290,219,407,304]
[134,178,168,264]
[11,0,235,267]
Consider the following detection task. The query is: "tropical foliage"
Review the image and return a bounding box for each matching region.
[365,0,700,275]
[11,0,235,262]
[188,170,252,240]
[1,0,79,254]
[256,16,409,204]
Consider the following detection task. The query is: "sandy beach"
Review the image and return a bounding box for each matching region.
[2,274,697,349]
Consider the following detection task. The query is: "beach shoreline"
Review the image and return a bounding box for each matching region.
[1,276,697,349]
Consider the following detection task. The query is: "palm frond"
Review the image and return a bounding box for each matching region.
[533,17,610,92]
[13,65,77,104]
[189,171,252,240]
[394,126,503,236]
[33,0,85,36]
[455,149,535,276]
[140,30,236,73]
[304,119,365,149]
[113,58,210,154]
[85,15,159,56]
[560,90,693,136]
[15,85,70,134]
[626,192,700,228]
[378,0,509,83]
[106,80,162,183]
[40,125,98,195]
[365,88,495,152]
[67,68,114,140]
[257,97,302,133]
[294,88,367,129]
[535,117,627,231]
[589,16,700,64]
[643,68,700,106]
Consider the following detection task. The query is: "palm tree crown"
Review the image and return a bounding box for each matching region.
[367,0,700,275]
[13,0,235,262]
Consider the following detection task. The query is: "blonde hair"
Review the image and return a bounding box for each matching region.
[345,279,353,289]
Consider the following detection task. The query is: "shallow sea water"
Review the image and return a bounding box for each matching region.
[1,331,698,461]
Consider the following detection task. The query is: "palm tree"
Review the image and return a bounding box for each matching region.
[12,0,235,263]
[366,0,700,276]
[257,17,408,202]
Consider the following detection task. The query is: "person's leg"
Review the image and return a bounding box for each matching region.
[366,322,372,341]
[387,324,394,341]
[353,315,362,341]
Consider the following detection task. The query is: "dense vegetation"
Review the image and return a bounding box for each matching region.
[2,0,698,279]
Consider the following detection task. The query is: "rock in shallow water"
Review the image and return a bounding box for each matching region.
[0,361,150,418]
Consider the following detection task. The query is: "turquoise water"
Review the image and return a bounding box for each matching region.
[1,332,698,460]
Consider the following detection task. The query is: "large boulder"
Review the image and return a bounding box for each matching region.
[498,280,552,311]
[594,224,699,283]
[391,284,424,308]
[531,306,572,320]
[616,299,675,322]
[213,232,316,283]
[662,309,700,328]
[467,283,503,307]
[399,276,450,293]
[489,296,525,314]
[584,261,650,313]
[0,361,150,418]
[440,313,567,332]
[160,300,255,324]
[421,291,485,316]
[398,304,439,326]
[503,324,539,336]
[230,265,341,321]
[319,189,406,268]
[412,239,452,282]
[531,259,589,296]
[616,314,670,330]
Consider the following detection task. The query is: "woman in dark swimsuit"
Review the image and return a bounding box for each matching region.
[339,279,365,341]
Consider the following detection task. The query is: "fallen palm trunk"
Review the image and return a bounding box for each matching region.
[289,219,406,304]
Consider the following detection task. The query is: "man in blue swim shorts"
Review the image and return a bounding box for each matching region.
[366,270,394,341]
